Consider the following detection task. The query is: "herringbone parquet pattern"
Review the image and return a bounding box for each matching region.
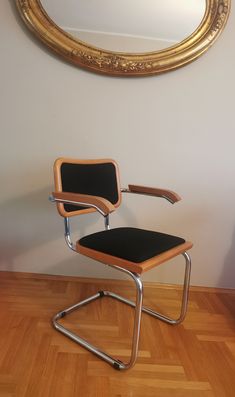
[0,272,235,397]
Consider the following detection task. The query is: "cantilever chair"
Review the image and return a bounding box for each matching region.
[50,158,192,370]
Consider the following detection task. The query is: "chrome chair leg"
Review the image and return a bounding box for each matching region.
[107,252,191,326]
[52,252,191,370]
[52,266,143,370]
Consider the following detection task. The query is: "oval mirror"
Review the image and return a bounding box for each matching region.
[40,0,206,53]
[16,0,230,76]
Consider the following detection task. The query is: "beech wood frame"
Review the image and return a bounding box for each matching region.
[53,158,122,218]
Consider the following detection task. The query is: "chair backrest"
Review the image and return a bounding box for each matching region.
[53,158,122,217]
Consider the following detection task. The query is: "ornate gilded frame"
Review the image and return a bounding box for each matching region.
[16,0,230,76]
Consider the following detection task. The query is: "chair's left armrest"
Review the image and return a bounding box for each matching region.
[51,191,115,216]
[122,184,181,204]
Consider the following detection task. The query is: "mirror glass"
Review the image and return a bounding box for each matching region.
[41,0,206,53]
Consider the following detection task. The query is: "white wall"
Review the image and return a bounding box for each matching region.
[1,1,235,288]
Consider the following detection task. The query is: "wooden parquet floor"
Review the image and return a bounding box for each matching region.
[0,272,235,397]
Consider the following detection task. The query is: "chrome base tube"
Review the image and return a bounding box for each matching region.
[52,252,191,370]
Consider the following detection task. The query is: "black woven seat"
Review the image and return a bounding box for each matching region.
[79,227,185,263]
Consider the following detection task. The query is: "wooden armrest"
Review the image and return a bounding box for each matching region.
[52,192,115,216]
[127,185,181,204]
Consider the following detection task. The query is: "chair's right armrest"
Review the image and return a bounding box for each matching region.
[123,185,181,204]
[50,191,115,216]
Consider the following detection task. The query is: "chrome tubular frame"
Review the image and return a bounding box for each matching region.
[104,214,110,230]
[64,217,76,252]
[52,252,191,370]
[63,216,110,251]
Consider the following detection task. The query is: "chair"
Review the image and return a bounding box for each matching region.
[50,158,192,370]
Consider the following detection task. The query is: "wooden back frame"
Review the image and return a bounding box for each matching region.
[53,158,122,217]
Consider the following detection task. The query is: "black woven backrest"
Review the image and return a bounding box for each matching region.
[54,158,121,217]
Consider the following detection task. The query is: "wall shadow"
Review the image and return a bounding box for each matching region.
[0,186,100,272]
[219,226,235,289]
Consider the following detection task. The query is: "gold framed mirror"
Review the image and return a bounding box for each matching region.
[16,0,230,76]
